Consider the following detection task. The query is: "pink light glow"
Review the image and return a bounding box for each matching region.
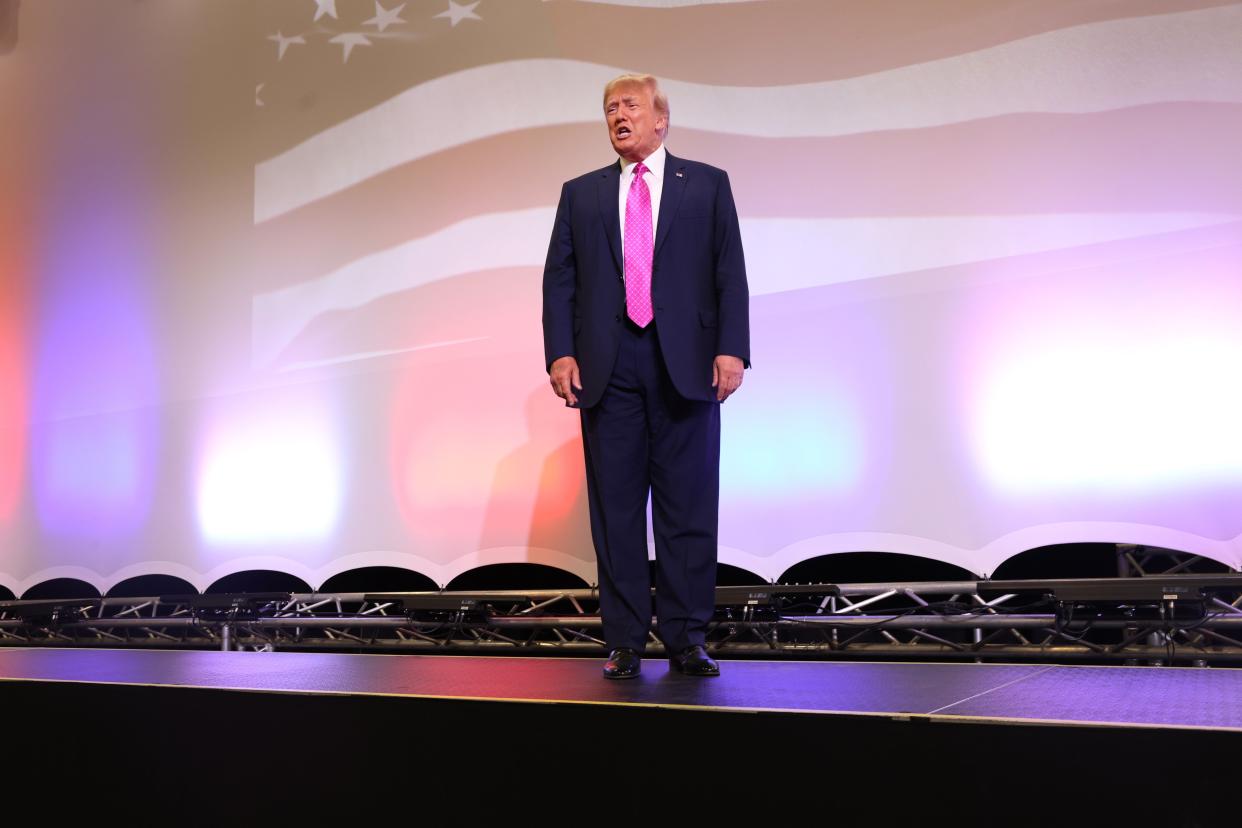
[0,199,27,524]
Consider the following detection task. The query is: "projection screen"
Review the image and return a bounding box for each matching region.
[0,0,1239,595]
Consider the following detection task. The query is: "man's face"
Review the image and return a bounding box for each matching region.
[604,83,666,163]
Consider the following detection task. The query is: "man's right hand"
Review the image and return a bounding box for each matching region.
[549,356,582,407]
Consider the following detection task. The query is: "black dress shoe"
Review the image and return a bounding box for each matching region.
[668,644,720,676]
[603,647,641,679]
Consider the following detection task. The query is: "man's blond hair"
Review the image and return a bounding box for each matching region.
[602,73,670,139]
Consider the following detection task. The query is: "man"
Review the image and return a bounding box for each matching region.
[542,74,750,679]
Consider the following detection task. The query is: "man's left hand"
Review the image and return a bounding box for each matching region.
[712,355,745,402]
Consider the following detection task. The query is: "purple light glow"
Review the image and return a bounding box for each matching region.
[31,166,159,541]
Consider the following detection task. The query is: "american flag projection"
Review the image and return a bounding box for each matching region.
[0,0,1240,595]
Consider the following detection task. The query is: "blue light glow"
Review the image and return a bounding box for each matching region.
[722,389,864,499]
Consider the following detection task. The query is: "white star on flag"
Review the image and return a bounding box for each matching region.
[434,1,481,28]
[329,32,372,63]
[267,31,307,61]
[312,0,338,22]
[364,2,407,33]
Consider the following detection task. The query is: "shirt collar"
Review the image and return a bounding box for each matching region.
[619,144,666,180]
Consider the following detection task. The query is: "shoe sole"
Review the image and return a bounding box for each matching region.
[603,671,641,680]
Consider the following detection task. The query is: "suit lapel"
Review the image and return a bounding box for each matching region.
[653,152,686,261]
[597,162,623,277]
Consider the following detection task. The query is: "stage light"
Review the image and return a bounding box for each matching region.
[965,239,1242,496]
[196,396,343,545]
[974,332,1242,493]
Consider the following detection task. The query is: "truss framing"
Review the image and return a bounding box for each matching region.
[2,548,1239,665]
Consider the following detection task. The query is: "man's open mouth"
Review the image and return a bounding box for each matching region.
[616,127,631,138]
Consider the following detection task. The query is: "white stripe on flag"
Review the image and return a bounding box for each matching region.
[252,209,1240,369]
[255,4,1242,221]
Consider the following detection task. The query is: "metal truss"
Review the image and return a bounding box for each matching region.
[3,562,1242,667]
[1114,543,1229,578]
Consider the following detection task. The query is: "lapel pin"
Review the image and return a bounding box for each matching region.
[676,171,684,178]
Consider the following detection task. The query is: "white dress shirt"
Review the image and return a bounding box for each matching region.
[617,143,666,260]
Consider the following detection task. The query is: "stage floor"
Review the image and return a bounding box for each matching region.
[2,647,1240,733]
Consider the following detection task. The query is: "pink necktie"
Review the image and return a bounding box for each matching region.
[624,162,654,327]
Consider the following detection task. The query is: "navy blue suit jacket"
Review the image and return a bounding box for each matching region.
[543,151,750,408]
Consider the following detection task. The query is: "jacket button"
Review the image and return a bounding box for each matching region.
[614,314,621,322]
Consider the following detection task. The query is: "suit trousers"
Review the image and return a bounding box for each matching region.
[580,320,720,653]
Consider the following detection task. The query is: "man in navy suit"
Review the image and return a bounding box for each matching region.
[542,74,750,679]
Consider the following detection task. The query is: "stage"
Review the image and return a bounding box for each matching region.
[3,648,1242,731]
[1,648,1235,822]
